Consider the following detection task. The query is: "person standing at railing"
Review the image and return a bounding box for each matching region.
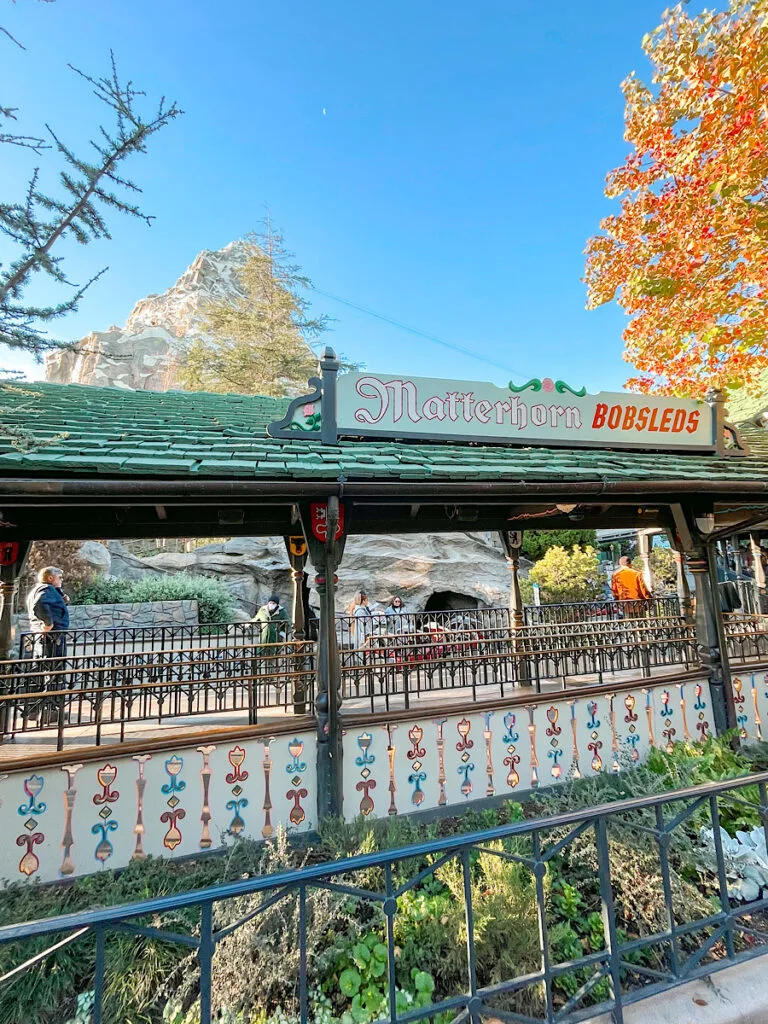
[385,595,411,632]
[611,556,651,616]
[253,595,290,646]
[25,566,70,724]
[348,591,374,664]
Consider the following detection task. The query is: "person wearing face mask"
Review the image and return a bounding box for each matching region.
[385,595,410,634]
[253,594,290,645]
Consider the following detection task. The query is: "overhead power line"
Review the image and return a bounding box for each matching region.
[311,286,530,382]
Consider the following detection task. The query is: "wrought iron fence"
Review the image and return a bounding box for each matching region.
[5,619,768,748]
[725,619,768,664]
[23,600,683,661]
[1,770,767,1024]
[341,625,699,710]
[17,621,271,659]
[523,596,680,624]
[0,640,315,749]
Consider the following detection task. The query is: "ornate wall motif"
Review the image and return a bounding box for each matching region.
[0,730,316,885]
[341,677,712,822]
[730,671,768,743]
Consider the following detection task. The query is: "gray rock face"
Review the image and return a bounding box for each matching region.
[76,541,112,574]
[106,534,521,618]
[45,241,256,390]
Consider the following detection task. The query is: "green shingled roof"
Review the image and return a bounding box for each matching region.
[2,379,768,485]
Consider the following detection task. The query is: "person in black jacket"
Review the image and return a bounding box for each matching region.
[25,566,70,722]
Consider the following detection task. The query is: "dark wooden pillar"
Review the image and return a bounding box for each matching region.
[673,505,735,736]
[284,535,309,714]
[0,540,31,660]
[500,530,530,685]
[690,542,735,735]
[0,541,31,743]
[302,499,347,821]
[667,529,693,624]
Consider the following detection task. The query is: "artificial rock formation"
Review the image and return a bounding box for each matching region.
[45,241,256,390]
[47,239,520,616]
[105,535,522,617]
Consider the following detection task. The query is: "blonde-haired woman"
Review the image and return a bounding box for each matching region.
[348,591,374,662]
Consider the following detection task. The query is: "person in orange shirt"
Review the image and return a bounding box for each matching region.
[611,556,652,602]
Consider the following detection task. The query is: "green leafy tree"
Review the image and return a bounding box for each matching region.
[528,545,604,603]
[521,530,597,562]
[177,222,331,397]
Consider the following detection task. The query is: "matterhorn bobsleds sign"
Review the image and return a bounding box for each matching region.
[335,372,713,452]
[266,351,737,454]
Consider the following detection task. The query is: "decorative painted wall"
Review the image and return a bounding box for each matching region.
[342,676,713,821]
[0,728,316,884]
[731,670,768,743]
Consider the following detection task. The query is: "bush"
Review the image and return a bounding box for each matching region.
[74,572,236,623]
[528,544,603,603]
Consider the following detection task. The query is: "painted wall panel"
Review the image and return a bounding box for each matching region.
[0,730,317,885]
[342,678,713,821]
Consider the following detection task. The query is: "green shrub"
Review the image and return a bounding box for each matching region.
[74,571,235,623]
[632,546,677,592]
[528,544,604,603]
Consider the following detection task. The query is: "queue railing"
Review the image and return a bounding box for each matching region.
[0,639,315,750]
[5,618,768,749]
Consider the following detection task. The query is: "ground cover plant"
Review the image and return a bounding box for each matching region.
[2,735,768,1024]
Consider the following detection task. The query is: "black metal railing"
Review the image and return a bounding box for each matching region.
[2,770,767,1024]
[523,596,680,624]
[340,626,698,710]
[725,618,768,663]
[5,618,768,748]
[17,621,272,659]
[22,600,683,660]
[0,640,315,749]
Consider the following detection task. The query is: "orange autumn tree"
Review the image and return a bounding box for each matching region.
[584,0,768,398]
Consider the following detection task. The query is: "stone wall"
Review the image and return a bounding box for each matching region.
[16,600,199,636]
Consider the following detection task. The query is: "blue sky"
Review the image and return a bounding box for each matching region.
[1,0,708,392]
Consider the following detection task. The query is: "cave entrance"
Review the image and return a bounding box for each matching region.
[424,591,479,613]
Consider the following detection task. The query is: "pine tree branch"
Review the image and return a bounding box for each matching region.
[0,51,181,351]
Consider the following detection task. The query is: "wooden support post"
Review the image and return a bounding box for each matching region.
[686,529,736,737]
[284,536,309,715]
[301,499,347,821]
[500,530,530,686]
[0,540,31,743]
[0,540,30,660]
[750,533,766,613]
